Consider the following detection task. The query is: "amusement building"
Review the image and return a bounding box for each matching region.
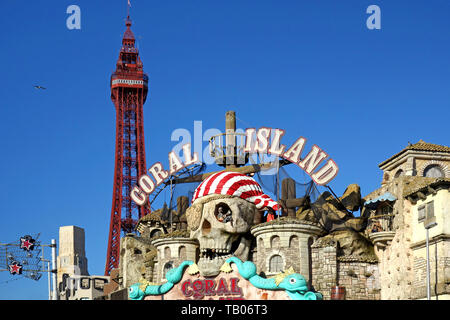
[54,14,450,300]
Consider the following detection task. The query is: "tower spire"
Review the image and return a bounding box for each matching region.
[122,13,135,45]
[105,10,149,276]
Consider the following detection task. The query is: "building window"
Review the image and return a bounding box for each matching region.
[93,278,107,291]
[150,229,162,238]
[418,201,434,222]
[289,236,299,249]
[163,262,174,278]
[376,204,392,216]
[258,238,265,249]
[269,255,283,273]
[423,165,444,178]
[62,274,70,291]
[179,246,186,259]
[80,277,90,289]
[164,247,171,259]
[270,236,280,249]
[394,169,404,178]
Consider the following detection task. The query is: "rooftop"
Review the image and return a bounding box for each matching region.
[150,229,191,240]
[250,217,321,230]
[379,140,450,168]
[404,178,450,198]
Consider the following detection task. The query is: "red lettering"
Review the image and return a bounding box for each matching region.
[181,277,245,300]
[181,280,193,297]
[192,280,205,300]
[205,279,216,295]
[216,278,230,295]
[230,278,243,296]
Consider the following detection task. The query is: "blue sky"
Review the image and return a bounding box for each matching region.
[0,0,449,299]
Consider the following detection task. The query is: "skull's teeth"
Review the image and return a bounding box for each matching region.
[200,248,231,257]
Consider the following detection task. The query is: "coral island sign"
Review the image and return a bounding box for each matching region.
[130,127,339,207]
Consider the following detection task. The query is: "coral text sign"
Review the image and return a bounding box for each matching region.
[181,277,244,300]
[131,127,339,207]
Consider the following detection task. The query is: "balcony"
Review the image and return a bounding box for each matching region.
[209,132,248,167]
[368,214,395,248]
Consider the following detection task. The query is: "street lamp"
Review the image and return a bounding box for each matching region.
[425,220,437,300]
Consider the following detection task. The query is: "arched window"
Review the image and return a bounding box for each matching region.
[289,236,299,249]
[258,238,265,249]
[164,247,171,259]
[163,262,174,278]
[270,236,280,248]
[394,169,404,178]
[150,229,162,238]
[269,255,284,273]
[423,165,444,178]
[178,246,186,259]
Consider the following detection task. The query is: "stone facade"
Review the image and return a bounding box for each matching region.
[365,142,450,300]
[311,241,380,300]
[311,244,337,299]
[362,176,449,299]
[411,253,450,299]
[407,183,450,299]
[119,234,155,289]
[251,220,323,280]
[367,197,415,300]
[336,259,380,300]
[152,235,199,283]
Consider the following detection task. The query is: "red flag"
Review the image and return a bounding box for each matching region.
[266,213,275,222]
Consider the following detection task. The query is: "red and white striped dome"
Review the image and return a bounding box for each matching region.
[191,171,279,211]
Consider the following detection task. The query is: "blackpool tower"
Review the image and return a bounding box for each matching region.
[105,15,149,275]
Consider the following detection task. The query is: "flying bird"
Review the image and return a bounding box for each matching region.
[33,85,46,90]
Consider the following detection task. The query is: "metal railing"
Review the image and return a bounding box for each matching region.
[368,214,394,233]
[209,132,248,166]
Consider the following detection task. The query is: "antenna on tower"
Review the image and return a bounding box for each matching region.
[127,0,131,17]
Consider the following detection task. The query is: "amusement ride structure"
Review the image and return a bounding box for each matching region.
[0,235,58,300]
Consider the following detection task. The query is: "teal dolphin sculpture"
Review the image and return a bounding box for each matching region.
[225,257,322,300]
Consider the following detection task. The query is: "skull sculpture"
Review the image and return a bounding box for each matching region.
[185,172,280,277]
[186,194,257,276]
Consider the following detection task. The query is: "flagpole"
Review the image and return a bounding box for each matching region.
[51,239,58,300]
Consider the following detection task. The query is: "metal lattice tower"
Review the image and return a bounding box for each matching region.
[105,15,149,275]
